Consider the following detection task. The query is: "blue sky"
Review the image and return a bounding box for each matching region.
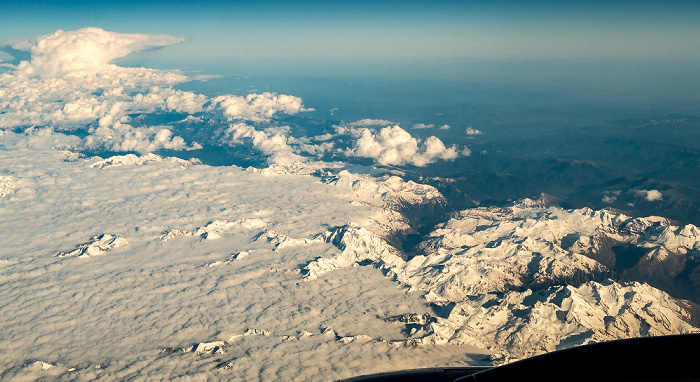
[2,0,699,61]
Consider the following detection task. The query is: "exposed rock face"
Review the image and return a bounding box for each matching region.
[161,328,274,358]
[405,204,700,303]
[560,208,700,302]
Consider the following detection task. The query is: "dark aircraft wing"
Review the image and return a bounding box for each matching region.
[337,334,700,382]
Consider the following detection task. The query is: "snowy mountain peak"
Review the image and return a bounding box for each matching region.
[55,233,128,258]
[321,200,700,362]
[303,224,405,280]
[438,280,698,362]
[256,229,323,251]
[515,193,563,208]
[245,161,330,176]
[161,218,267,241]
[327,170,445,210]
[90,153,201,169]
[0,176,16,197]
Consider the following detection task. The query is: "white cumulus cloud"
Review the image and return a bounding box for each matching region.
[346,119,394,128]
[0,28,320,160]
[219,122,303,164]
[334,120,394,137]
[633,189,663,201]
[466,127,482,135]
[0,28,192,134]
[602,195,617,203]
[413,123,434,129]
[84,122,199,153]
[349,125,459,167]
[211,92,311,123]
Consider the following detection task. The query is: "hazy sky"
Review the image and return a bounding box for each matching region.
[2,0,699,60]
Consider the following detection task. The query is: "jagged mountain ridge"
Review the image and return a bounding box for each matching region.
[299,196,700,362]
[408,201,700,302]
[246,161,448,249]
[54,157,700,363]
[55,233,128,258]
[245,162,446,213]
[244,163,699,334]
[90,153,202,168]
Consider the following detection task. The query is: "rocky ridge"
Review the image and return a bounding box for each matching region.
[161,218,267,241]
[301,200,700,362]
[90,153,202,169]
[303,224,406,280]
[246,162,446,213]
[55,234,128,258]
[244,162,447,248]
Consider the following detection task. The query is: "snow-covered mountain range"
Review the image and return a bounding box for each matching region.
[162,161,700,365]
[307,196,700,362]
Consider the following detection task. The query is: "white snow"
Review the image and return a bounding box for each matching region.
[0,176,16,197]
[90,153,202,169]
[55,233,128,258]
[331,203,700,363]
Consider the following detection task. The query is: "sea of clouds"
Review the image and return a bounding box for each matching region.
[1,27,695,381]
[0,28,483,380]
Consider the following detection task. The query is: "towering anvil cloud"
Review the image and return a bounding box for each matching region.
[11,27,184,78]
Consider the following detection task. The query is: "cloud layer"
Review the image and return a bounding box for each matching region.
[1,28,465,167]
[0,28,315,159]
[1,141,475,380]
